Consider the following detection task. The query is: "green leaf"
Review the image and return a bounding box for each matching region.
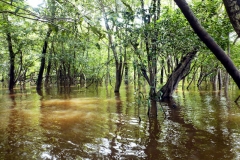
[14,7,20,14]
[95,43,101,50]
[24,5,30,10]
[120,0,133,13]
[88,26,105,40]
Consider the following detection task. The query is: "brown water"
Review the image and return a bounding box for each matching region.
[0,86,240,160]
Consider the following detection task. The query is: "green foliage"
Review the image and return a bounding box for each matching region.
[0,0,236,88]
[230,43,240,68]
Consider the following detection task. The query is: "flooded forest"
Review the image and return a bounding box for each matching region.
[1,0,240,159]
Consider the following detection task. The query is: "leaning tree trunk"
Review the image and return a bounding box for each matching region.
[157,50,197,99]
[36,28,52,90]
[174,0,240,89]
[223,0,240,37]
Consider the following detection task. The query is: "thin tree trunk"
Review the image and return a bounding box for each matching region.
[141,0,159,97]
[186,67,198,90]
[105,46,110,87]
[225,35,231,90]
[124,62,129,85]
[213,72,218,91]
[36,28,52,90]
[124,46,129,85]
[100,2,123,93]
[174,0,240,89]
[218,69,222,90]
[160,60,164,84]
[45,47,52,87]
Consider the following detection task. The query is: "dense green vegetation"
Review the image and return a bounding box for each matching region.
[0,0,239,96]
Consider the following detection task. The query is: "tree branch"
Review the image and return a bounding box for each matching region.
[174,0,240,89]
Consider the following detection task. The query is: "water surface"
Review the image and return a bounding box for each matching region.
[0,86,240,159]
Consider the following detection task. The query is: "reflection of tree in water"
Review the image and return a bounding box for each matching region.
[5,91,18,159]
[107,92,148,159]
[108,92,123,159]
[3,87,238,159]
[171,91,235,159]
[144,114,163,159]
[4,91,41,160]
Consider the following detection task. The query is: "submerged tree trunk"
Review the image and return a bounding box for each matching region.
[218,69,223,90]
[157,50,197,99]
[139,0,160,97]
[124,62,129,85]
[45,44,53,87]
[100,2,124,93]
[174,0,240,89]
[213,71,218,91]
[148,100,158,118]
[36,28,52,90]
[115,61,123,92]
[3,14,16,91]
[6,32,15,91]
[160,60,164,84]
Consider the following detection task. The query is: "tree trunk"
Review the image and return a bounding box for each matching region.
[148,100,158,118]
[140,0,160,97]
[115,64,123,92]
[160,60,164,84]
[36,28,52,90]
[174,0,240,89]
[223,0,240,37]
[105,46,110,87]
[218,69,222,90]
[186,67,198,90]
[3,14,16,91]
[6,32,15,91]
[100,3,123,93]
[157,50,197,99]
[45,49,52,87]
[124,62,129,85]
[213,71,218,91]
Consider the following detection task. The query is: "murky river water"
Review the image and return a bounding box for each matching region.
[0,86,240,159]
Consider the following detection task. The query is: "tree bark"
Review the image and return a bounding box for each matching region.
[160,60,164,84]
[45,42,53,87]
[218,69,223,90]
[124,62,129,85]
[157,50,197,99]
[223,0,240,37]
[36,28,52,90]
[3,14,16,91]
[174,0,240,89]
[6,32,15,91]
